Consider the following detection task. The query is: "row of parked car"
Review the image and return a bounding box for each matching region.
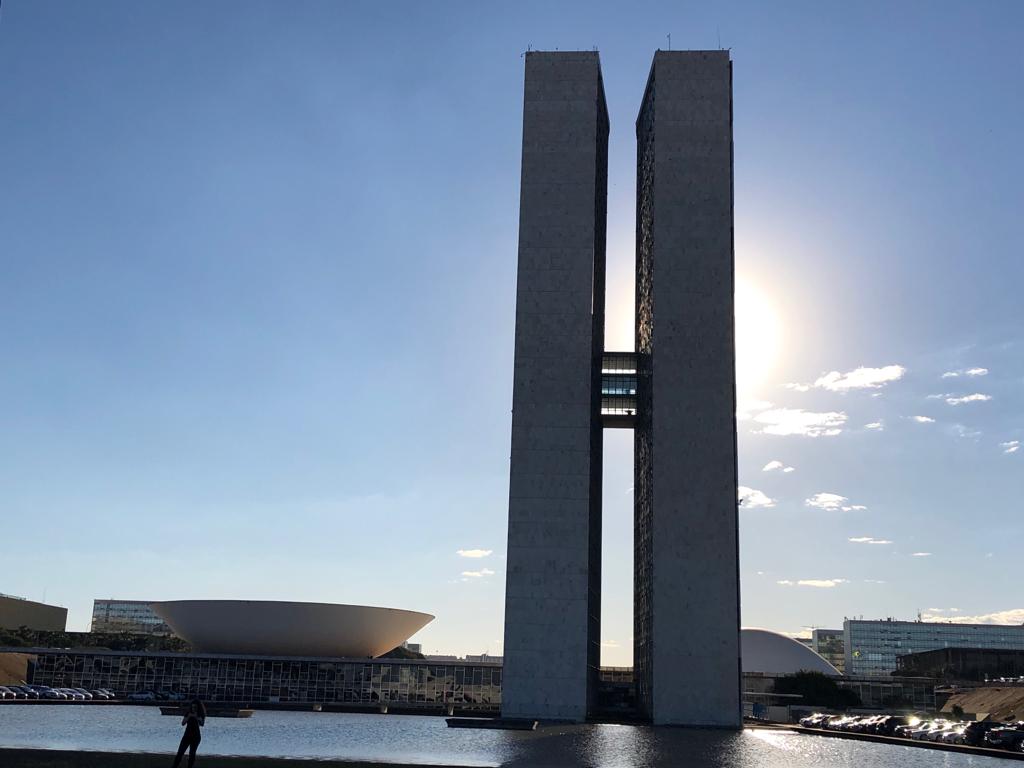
[125,689,187,702]
[799,712,1024,751]
[0,684,117,701]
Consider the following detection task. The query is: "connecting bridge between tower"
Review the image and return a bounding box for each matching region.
[600,352,642,428]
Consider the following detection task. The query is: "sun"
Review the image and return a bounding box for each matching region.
[735,277,782,398]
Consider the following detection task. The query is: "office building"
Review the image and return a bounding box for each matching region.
[812,629,846,673]
[897,647,1024,681]
[502,50,739,726]
[845,618,1024,676]
[91,600,173,635]
[0,593,67,632]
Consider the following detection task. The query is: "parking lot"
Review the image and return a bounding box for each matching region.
[800,712,1024,753]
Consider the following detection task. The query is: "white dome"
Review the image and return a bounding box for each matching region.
[741,628,839,676]
[151,600,433,658]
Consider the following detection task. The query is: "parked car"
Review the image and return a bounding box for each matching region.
[985,723,1024,750]
[877,715,913,736]
[909,720,940,739]
[4,686,28,700]
[939,724,967,744]
[127,690,157,701]
[799,713,832,728]
[925,722,958,742]
[894,720,923,738]
[963,721,1004,747]
[0,686,13,700]
[72,688,93,700]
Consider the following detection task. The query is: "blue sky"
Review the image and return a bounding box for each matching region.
[1,1,1021,665]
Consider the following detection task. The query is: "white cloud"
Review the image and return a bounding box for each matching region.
[911,552,932,557]
[811,365,906,392]
[738,486,775,509]
[1001,440,1020,454]
[778,578,848,588]
[784,383,810,393]
[457,549,493,559]
[762,460,795,473]
[753,408,847,437]
[461,568,495,578]
[737,398,774,421]
[864,421,884,431]
[848,537,893,545]
[945,393,991,405]
[920,608,1024,625]
[911,415,935,423]
[942,367,988,379]
[863,579,887,584]
[806,493,866,512]
[953,424,982,440]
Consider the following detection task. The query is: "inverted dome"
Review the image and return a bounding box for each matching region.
[741,628,840,676]
[150,600,433,658]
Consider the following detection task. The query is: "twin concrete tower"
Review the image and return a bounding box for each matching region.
[501,50,740,726]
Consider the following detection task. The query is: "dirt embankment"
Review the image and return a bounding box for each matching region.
[0,652,31,684]
[942,686,1024,721]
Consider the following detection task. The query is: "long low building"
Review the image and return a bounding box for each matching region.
[24,648,500,712]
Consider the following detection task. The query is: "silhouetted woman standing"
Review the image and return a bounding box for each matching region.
[172,698,206,768]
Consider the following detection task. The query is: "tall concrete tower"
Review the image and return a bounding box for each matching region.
[633,50,740,726]
[501,51,608,723]
[502,50,739,727]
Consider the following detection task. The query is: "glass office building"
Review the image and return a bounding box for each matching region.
[91,600,173,635]
[845,619,1024,676]
[812,629,845,674]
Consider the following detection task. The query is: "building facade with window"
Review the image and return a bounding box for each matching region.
[91,600,172,635]
[812,628,845,674]
[844,619,1024,676]
[28,649,500,712]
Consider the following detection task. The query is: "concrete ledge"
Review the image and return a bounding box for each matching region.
[0,749,474,768]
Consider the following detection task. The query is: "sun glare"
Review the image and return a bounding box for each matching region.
[735,277,782,398]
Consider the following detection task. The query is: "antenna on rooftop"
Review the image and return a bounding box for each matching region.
[718,26,722,49]
[667,33,671,50]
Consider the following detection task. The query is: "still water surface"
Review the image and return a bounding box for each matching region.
[0,706,1009,767]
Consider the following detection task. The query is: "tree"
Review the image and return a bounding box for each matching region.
[952,704,965,719]
[771,671,861,709]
